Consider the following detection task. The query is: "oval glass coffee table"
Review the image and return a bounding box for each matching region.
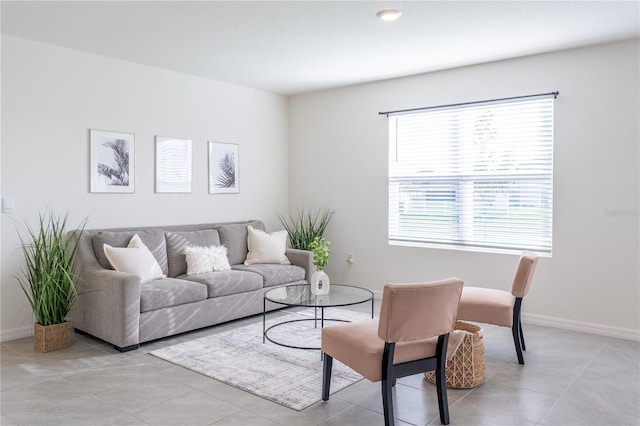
[263,284,374,350]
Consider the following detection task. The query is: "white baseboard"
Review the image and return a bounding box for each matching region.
[371,291,639,341]
[0,325,33,343]
[522,313,640,341]
[5,300,637,344]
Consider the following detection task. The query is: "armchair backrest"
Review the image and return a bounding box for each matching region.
[511,251,539,298]
[377,278,463,343]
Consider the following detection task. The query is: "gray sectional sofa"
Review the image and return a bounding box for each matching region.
[70,220,313,351]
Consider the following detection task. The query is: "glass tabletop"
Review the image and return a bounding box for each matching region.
[265,284,373,308]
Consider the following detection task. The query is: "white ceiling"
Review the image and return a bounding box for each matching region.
[2,1,639,95]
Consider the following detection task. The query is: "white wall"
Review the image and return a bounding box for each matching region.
[290,40,640,338]
[1,36,290,340]
[3,36,638,342]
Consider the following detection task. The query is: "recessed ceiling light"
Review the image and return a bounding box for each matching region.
[376,9,402,22]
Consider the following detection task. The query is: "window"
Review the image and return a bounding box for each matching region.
[386,93,556,254]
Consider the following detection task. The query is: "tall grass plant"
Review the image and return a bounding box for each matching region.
[277,208,334,250]
[15,211,86,326]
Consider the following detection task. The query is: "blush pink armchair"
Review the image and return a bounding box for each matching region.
[457,252,539,364]
[321,278,464,426]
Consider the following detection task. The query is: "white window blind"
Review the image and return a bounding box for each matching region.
[387,93,555,254]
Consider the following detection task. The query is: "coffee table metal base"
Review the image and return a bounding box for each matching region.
[262,284,375,351]
[263,315,349,350]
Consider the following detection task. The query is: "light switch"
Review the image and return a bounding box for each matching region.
[3,198,15,213]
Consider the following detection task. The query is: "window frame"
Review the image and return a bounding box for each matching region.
[386,93,556,256]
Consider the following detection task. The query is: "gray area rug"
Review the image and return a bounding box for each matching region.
[150,308,368,410]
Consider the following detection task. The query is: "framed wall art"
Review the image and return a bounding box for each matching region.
[209,142,239,194]
[155,136,193,193]
[90,129,135,193]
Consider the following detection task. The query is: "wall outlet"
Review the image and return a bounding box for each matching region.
[346,253,354,264]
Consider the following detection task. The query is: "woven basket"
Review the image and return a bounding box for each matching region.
[425,321,485,389]
[34,322,70,353]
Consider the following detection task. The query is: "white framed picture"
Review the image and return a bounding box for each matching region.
[155,136,193,193]
[209,142,239,194]
[90,129,135,193]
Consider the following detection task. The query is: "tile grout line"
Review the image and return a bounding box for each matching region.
[533,336,610,425]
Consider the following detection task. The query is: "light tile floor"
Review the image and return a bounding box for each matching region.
[1,305,639,426]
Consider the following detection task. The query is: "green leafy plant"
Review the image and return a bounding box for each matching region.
[15,211,86,326]
[309,236,331,270]
[277,208,334,250]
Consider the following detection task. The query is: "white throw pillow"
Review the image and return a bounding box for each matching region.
[184,245,231,275]
[209,245,232,271]
[103,234,166,283]
[244,226,291,265]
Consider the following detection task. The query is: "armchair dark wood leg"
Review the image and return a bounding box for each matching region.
[382,379,394,426]
[512,298,525,365]
[382,343,396,426]
[322,353,333,401]
[512,324,525,365]
[435,334,450,425]
[519,321,526,351]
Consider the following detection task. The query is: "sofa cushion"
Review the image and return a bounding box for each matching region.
[93,230,168,274]
[178,270,263,298]
[165,230,221,277]
[139,278,208,313]
[103,234,166,284]
[244,226,290,265]
[232,264,306,287]
[217,221,264,265]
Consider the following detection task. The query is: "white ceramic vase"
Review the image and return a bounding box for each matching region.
[311,270,330,295]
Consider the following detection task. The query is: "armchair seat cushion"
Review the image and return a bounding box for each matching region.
[322,318,438,382]
[457,286,515,327]
[140,278,207,313]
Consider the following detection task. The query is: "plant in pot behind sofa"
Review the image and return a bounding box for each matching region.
[16,211,86,352]
[277,207,333,250]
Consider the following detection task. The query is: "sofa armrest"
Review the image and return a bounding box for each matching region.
[286,248,315,283]
[72,266,142,350]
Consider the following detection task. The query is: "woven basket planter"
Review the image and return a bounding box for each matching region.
[34,322,70,353]
[425,321,485,389]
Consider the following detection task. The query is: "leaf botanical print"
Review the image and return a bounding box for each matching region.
[98,139,129,186]
[216,152,236,188]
